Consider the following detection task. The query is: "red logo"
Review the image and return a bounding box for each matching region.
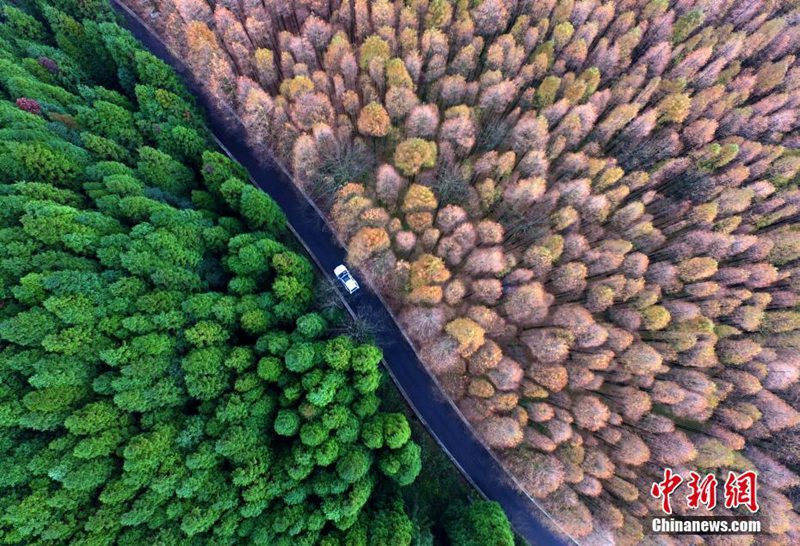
[724,471,759,513]
[651,468,683,515]
[686,471,718,510]
[651,469,759,514]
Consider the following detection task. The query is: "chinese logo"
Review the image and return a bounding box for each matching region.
[651,469,759,514]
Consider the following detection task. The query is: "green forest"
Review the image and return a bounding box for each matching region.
[0,1,514,544]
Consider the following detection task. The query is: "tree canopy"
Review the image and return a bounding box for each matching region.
[0,2,488,543]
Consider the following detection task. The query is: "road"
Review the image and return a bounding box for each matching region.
[110,3,574,544]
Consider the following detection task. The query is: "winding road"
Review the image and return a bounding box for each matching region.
[110,3,574,544]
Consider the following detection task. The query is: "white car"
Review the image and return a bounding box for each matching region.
[334,265,360,294]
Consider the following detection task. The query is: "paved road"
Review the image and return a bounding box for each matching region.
[110,3,574,544]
